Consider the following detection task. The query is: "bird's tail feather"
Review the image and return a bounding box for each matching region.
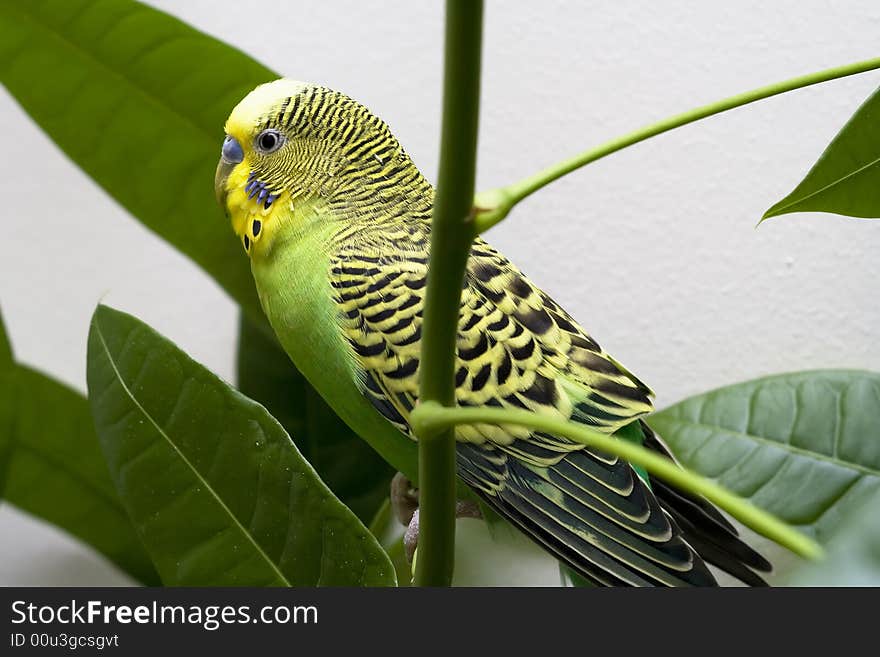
[640,422,772,585]
[457,442,719,586]
[457,424,772,586]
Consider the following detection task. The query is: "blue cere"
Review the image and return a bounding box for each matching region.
[221,135,244,164]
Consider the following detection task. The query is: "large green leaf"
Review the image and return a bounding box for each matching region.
[788,500,880,586]
[236,314,394,524]
[87,304,396,586]
[0,309,15,490]
[0,0,273,317]
[764,86,880,220]
[647,370,880,547]
[0,307,158,584]
[0,0,415,480]
[0,307,10,366]
[3,367,161,585]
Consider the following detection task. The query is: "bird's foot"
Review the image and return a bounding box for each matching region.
[390,473,482,563]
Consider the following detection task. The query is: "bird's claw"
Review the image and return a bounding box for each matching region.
[391,473,482,563]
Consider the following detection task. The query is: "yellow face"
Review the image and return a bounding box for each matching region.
[215,79,309,256]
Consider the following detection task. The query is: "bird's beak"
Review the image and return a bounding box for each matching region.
[215,135,244,208]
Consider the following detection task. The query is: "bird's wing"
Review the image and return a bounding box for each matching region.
[331,236,763,586]
[333,236,652,433]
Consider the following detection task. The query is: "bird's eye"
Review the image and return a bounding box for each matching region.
[256,129,284,154]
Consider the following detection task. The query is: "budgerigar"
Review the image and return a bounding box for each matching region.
[215,79,770,586]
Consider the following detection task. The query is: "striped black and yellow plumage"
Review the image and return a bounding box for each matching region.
[216,79,771,586]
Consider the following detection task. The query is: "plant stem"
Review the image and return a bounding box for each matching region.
[474,55,880,232]
[414,0,484,587]
[411,401,824,561]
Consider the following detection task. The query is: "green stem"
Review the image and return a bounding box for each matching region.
[411,401,823,561]
[414,0,484,587]
[474,55,880,232]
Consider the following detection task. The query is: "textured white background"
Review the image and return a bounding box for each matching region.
[1,0,878,585]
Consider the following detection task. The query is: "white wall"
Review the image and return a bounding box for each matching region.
[1,0,878,585]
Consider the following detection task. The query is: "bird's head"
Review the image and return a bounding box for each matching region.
[216,78,430,256]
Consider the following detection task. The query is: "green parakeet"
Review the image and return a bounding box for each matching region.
[215,79,770,586]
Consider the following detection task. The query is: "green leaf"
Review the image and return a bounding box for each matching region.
[0,0,275,317]
[0,306,11,366]
[764,86,880,220]
[0,364,159,585]
[788,500,880,585]
[87,304,396,586]
[0,0,411,481]
[647,370,880,548]
[236,314,394,524]
[559,564,594,587]
[1,302,156,584]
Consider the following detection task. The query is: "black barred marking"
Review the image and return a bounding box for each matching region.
[366,273,401,293]
[487,315,510,332]
[471,363,492,392]
[510,337,536,361]
[285,94,302,127]
[459,333,489,361]
[349,254,381,264]
[393,326,422,347]
[352,339,386,358]
[510,276,532,299]
[461,313,481,331]
[360,293,389,310]
[252,220,262,237]
[594,379,650,403]
[404,277,426,291]
[369,390,406,425]
[384,316,413,334]
[396,392,414,413]
[572,350,621,375]
[335,265,381,277]
[365,307,396,323]
[522,375,557,406]
[362,373,383,395]
[515,307,553,335]
[551,311,577,333]
[385,358,419,379]
[474,282,504,303]
[472,262,502,282]
[573,403,628,423]
[457,443,508,482]
[397,295,420,312]
[344,135,381,161]
[276,96,291,125]
[455,366,468,387]
[497,350,512,385]
[570,334,601,352]
[339,289,365,303]
[331,278,361,289]
[507,438,560,461]
[503,393,530,410]
[586,392,629,410]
